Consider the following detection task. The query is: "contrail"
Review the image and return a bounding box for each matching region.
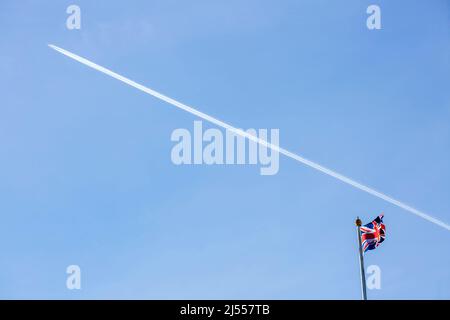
[48,44,450,232]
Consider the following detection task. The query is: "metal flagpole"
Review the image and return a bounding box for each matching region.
[356,217,367,300]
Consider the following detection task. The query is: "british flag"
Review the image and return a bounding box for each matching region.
[360,214,386,253]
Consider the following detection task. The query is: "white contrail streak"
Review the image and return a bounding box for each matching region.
[48,44,450,232]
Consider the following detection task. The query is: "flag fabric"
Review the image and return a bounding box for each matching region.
[360,214,386,253]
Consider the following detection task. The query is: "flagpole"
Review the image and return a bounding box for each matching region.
[356,217,367,300]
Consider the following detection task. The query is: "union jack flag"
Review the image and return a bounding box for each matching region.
[360,214,386,253]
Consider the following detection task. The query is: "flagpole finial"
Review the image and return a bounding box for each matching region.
[355,217,362,226]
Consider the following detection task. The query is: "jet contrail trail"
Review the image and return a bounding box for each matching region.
[48,44,450,232]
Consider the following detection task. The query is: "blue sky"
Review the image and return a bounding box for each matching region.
[1,0,449,299]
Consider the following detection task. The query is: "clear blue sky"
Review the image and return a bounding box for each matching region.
[1,0,449,299]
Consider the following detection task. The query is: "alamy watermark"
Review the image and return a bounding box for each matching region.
[66,264,81,290]
[170,121,280,175]
[66,5,81,30]
[366,264,381,290]
[367,5,381,30]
